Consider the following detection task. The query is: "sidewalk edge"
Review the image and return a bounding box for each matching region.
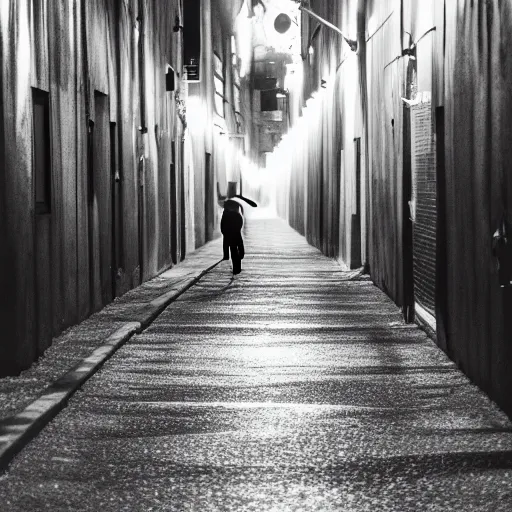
[0,258,223,472]
[139,259,224,328]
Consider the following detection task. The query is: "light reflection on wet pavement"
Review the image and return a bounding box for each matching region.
[1,217,512,511]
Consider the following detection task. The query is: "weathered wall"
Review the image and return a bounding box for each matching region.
[188,0,229,246]
[367,0,512,414]
[0,0,246,375]
[365,0,512,414]
[274,0,365,268]
[275,0,512,417]
[365,0,405,302]
[442,0,512,413]
[0,1,38,371]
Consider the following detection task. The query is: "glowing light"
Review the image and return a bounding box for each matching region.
[235,11,253,78]
[0,1,8,22]
[16,2,31,119]
[186,96,207,132]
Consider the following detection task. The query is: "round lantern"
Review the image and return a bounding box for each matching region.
[274,13,291,34]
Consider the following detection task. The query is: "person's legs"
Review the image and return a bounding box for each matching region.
[230,241,241,274]
[221,210,244,273]
[222,236,230,260]
[237,232,245,260]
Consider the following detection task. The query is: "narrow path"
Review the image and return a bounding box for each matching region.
[1,217,512,511]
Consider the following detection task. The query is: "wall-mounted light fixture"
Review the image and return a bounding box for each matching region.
[274,87,288,99]
[402,47,416,60]
[274,12,292,34]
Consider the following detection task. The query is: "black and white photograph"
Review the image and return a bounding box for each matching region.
[0,0,512,510]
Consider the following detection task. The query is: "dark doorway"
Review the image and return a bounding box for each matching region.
[110,122,122,297]
[350,137,362,268]
[435,106,448,353]
[170,140,178,265]
[137,155,145,284]
[87,118,97,311]
[90,91,112,310]
[180,139,186,260]
[402,103,415,323]
[32,88,53,356]
[205,152,213,241]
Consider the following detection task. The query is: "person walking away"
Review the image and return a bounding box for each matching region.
[220,195,257,275]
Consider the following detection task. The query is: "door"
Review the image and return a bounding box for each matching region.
[435,106,448,352]
[32,88,53,356]
[110,122,122,297]
[350,138,362,268]
[205,152,213,241]
[170,140,178,265]
[402,101,415,322]
[137,155,145,283]
[89,91,112,310]
[180,138,186,260]
[410,98,437,330]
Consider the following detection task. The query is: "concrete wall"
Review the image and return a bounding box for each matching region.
[441,0,512,414]
[274,0,512,416]
[0,0,250,375]
[364,0,512,415]
[273,0,365,268]
[364,0,405,302]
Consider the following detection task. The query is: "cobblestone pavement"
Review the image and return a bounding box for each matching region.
[1,215,512,511]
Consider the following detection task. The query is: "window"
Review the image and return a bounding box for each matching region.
[234,85,241,114]
[183,0,201,81]
[235,112,244,134]
[213,53,225,117]
[214,53,223,77]
[261,89,278,111]
[32,89,51,214]
[254,60,276,78]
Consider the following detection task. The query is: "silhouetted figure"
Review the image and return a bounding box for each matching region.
[221,195,257,275]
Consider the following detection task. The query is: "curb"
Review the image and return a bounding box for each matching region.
[0,258,223,472]
[138,259,224,329]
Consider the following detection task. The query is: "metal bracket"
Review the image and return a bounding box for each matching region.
[299,6,357,52]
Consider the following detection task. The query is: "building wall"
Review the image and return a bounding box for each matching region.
[0,0,248,376]
[365,0,405,302]
[273,0,364,269]
[366,0,512,414]
[442,0,512,413]
[275,0,512,416]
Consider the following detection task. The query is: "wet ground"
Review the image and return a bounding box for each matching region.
[1,216,512,511]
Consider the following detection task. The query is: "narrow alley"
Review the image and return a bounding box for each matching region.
[1,215,511,510]
[2,0,512,509]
